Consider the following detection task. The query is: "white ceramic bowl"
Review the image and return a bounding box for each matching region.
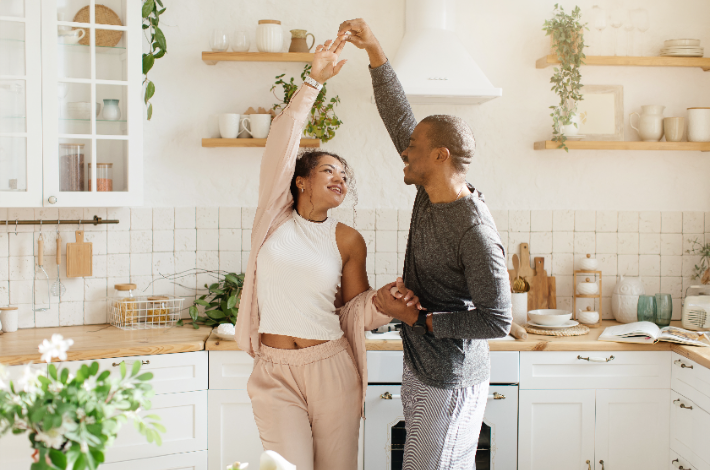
[528,309,572,326]
[664,39,701,47]
[579,257,599,271]
[577,281,599,295]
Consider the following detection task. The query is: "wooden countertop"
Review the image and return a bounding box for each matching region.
[0,324,212,366]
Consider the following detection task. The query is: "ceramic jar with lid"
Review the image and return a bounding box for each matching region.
[0,306,19,332]
[577,306,600,325]
[687,107,710,142]
[579,254,598,271]
[577,277,599,295]
[114,283,138,326]
[256,20,283,53]
[611,276,646,323]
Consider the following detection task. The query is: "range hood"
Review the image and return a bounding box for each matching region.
[391,0,502,105]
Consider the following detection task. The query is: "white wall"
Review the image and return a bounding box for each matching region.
[143,0,710,211]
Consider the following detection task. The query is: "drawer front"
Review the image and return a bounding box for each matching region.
[670,450,698,470]
[208,351,254,390]
[104,390,208,463]
[100,450,207,470]
[520,351,671,389]
[670,391,710,470]
[207,390,262,470]
[672,352,710,414]
[60,351,208,394]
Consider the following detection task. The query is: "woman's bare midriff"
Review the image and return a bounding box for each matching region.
[261,333,330,350]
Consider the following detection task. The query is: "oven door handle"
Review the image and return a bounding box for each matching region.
[488,392,506,400]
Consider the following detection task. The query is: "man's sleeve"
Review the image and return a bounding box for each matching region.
[369,60,417,155]
[431,224,512,339]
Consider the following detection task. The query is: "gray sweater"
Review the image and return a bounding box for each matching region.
[370,61,512,389]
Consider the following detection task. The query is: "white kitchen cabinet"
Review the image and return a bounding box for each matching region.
[670,390,710,470]
[208,350,253,390]
[100,450,208,470]
[672,352,710,415]
[207,390,263,470]
[1,0,143,207]
[518,389,596,470]
[671,449,699,470]
[595,389,670,470]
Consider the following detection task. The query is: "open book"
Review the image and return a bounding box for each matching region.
[599,322,710,347]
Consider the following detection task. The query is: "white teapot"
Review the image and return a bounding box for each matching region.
[611,276,645,323]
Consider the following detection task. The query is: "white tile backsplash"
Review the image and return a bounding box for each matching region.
[639,211,661,233]
[553,210,574,231]
[683,211,705,234]
[662,211,682,233]
[595,211,617,233]
[618,211,639,232]
[509,210,530,232]
[153,208,175,231]
[575,211,596,232]
[531,210,552,232]
[196,207,219,229]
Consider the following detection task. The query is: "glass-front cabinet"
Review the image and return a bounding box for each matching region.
[0,0,142,207]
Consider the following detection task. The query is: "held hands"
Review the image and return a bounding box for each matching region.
[337,18,378,50]
[373,277,426,327]
[309,37,348,84]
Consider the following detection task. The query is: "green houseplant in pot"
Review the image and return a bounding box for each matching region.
[271,64,343,143]
[543,4,587,151]
[188,272,245,329]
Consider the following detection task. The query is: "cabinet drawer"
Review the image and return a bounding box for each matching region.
[672,352,710,414]
[208,351,254,389]
[670,391,710,470]
[670,450,698,470]
[60,351,208,394]
[520,351,671,389]
[100,450,207,470]
[104,390,207,463]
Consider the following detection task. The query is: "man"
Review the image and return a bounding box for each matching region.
[338,20,512,470]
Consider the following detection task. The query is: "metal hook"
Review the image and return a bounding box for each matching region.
[56,219,60,233]
[38,219,43,241]
[14,219,18,236]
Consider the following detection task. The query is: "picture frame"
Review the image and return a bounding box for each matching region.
[576,85,624,141]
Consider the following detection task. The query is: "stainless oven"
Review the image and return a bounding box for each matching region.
[364,350,519,469]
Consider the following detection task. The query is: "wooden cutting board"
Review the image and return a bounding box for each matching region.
[66,230,92,277]
[532,257,549,310]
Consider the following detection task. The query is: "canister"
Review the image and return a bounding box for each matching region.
[256,20,283,53]
[687,107,710,142]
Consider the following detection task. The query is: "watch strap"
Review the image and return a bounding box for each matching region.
[304,76,323,92]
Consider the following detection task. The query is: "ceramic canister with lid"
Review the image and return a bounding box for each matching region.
[687,107,710,142]
[256,20,283,53]
[611,276,646,323]
[0,306,19,332]
[114,283,139,326]
[579,254,598,271]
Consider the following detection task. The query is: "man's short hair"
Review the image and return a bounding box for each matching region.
[420,115,476,173]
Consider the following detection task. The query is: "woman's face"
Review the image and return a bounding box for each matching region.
[299,155,348,210]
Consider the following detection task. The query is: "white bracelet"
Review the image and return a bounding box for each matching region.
[304,75,323,92]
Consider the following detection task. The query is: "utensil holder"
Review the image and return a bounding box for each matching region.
[511,293,528,325]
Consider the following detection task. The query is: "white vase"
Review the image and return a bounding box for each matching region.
[256,20,283,53]
[102,99,121,121]
[611,276,646,323]
[561,114,581,136]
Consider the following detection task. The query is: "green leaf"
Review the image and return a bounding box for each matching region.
[31,406,47,423]
[176,319,183,326]
[48,364,57,380]
[141,0,154,18]
[131,359,142,377]
[89,362,99,376]
[49,449,67,469]
[142,53,155,75]
[227,295,237,310]
[154,49,165,59]
[147,103,153,120]
[195,298,211,307]
[142,23,150,30]
[136,372,153,381]
[154,27,167,53]
[120,361,127,379]
[61,368,69,384]
[144,81,155,104]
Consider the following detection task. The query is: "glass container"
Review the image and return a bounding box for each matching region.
[114,283,137,326]
[147,296,170,325]
[88,162,113,191]
[59,143,85,191]
[654,293,673,327]
[637,295,656,323]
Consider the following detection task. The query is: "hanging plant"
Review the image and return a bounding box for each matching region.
[542,4,587,151]
[142,0,167,120]
[271,64,343,143]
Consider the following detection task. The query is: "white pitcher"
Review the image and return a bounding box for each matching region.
[630,105,665,142]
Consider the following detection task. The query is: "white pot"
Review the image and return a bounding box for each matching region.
[611,276,646,323]
[577,308,600,325]
[687,107,710,142]
[577,280,599,295]
[561,114,581,136]
[256,20,283,53]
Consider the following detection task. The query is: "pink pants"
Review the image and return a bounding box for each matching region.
[247,336,361,470]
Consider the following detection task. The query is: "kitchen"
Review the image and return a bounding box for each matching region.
[1,0,710,469]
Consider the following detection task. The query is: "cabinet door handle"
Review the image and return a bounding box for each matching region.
[380,392,401,400]
[599,460,605,470]
[672,458,689,469]
[577,355,615,363]
[487,392,506,400]
[673,399,693,410]
[112,359,150,367]
[586,460,591,470]
[674,359,694,369]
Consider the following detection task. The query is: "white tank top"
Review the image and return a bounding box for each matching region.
[256,210,344,340]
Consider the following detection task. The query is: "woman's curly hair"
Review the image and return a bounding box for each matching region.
[290,149,358,211]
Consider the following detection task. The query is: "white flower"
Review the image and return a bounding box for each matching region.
[226,462,249,470]
[13,419,28,430]
[46,404,57,414]
[34,428,66,449]
[80,441,89,453]
[48,382,63,394]
[76,408,86,420]
[17,365,41,394]
[84,416,96,425]
[38,334,74,363]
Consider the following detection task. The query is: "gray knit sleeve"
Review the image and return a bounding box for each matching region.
[369,60,417,155]
[432,224,512,339]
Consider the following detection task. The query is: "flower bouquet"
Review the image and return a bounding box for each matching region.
[0,335,164,469]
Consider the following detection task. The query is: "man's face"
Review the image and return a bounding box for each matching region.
[400,123,435,186]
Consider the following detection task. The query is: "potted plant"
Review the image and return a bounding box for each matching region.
[0,335,164,469]
[542,4,587,151]
[188,272,245,329]
[271,65,343,143]
[686,238,710,284]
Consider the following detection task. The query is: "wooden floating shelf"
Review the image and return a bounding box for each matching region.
[202,52,314,64]
[202,138,320,148]
[534,141,710,152]
[536,54,710,71]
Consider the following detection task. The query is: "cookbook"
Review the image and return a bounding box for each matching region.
[598,322,710,347]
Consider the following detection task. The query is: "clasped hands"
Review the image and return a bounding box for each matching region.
[373,277,428,329]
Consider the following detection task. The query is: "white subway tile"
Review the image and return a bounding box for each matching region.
[683,235,702,254]
[197,250,219,271]
[366,255,375,275]
[498,231,508,254]
[107,231,130,254]
[60,278,83,301]
[596,233,617,254]
[683,211,705,234]
[618,255,639,276]
[241,230,252,251]
[9,256,33,281]
[397,231,409,253]
[0,233,7,257]
[639,255,661,277]
[398,209,413,231]
[660,277,683,298]
[361,230,375,253]
[35,304,59,328]
[9,232,34,257]
[130,253,152,277]
[106,254,129,278]
[574,232,595,254]
[509,210,530,232]
[35,232,59,256]
[196,229,219,251]
[595,211,618,232]
[490,210,508,232]
[83,231,107,255]
[153,208,175,231]
[397,253,405,276]
[375,252,398,275]
[557,297,573,311]
[174,251,197,272]
[706,213,710,232]
[9,280,32,304]
[130,275,153,296]
[219,207,242,229]
[617,233,639,255]
[556,276,573,296]
[375,274,396,291]
[175,229,197,252]
[35,207,59,222]
[530,232,552,254]
[575,211,595,232]
[661,255,683,277]
[662,212,682,233]
[683,255,702,278]
[59,301,84,326]
[618,212,639,232]
[0,259,8,281]
[196,207,219,229]
[219,229,242,251]
[175,207,196,229]
[376,231,398,253]
[219,251,241,274]
[153,252,175,277]
[83,208,107,231]
[332,207,353,227]
[152,276,175,297]
[639,211,661,233]
[93,255,107,278]
[639,233,661,255]
[8,208,34,232]
[640,277,660,295]
[552,253,574,276]
[597,254,618,276]
[553,210,574,231]
[241,208,256,229]
[552,232,574,253]
[531,210,552,232]
[84,301,107,325]
[660,233,683,256]
[130,230,152,253]
[152,230,174,252]
[509,232,530,254]
[376,209,398,231]
[107,207,130,231]
[130,207,152,231]
[355,209,375,230]
[84,278,107,301]
[672,298,682,320]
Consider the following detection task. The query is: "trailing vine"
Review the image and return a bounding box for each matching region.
[543,4,586,151]
[142,0,167,120]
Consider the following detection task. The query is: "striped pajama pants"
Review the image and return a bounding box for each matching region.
[401,364,489,470]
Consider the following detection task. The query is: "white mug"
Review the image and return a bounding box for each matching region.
[241,114,272,139]
[687,108,710,142]
[218,113,240,139]
[238,118,251,138]
[1,309,19,333]
[60,29,85,44]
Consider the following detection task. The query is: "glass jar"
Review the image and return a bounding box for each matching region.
[147,296,170,325]
[59,143,85,191]
[88,163,113,192]
[114,283,138,326]
[636,295,656,323]
[654,293,672,327]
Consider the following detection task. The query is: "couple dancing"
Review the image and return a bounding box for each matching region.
[235,19,512,470]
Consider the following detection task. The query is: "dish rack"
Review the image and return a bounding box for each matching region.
[109,295,184,330]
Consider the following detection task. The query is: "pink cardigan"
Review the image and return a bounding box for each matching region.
[234,84,391,410]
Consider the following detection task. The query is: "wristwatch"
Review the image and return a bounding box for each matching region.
[304,75,323,92]
[412,311,428,336]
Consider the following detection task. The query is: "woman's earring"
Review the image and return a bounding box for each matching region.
[301,188,304,193]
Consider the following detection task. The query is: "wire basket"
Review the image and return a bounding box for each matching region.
[108,295,184,330]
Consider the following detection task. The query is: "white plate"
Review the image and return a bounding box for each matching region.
[661,52,704,57]
[527,320,580,329]
[664,39,701,47]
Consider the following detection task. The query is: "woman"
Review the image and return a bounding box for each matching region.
[235,37,391,470]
